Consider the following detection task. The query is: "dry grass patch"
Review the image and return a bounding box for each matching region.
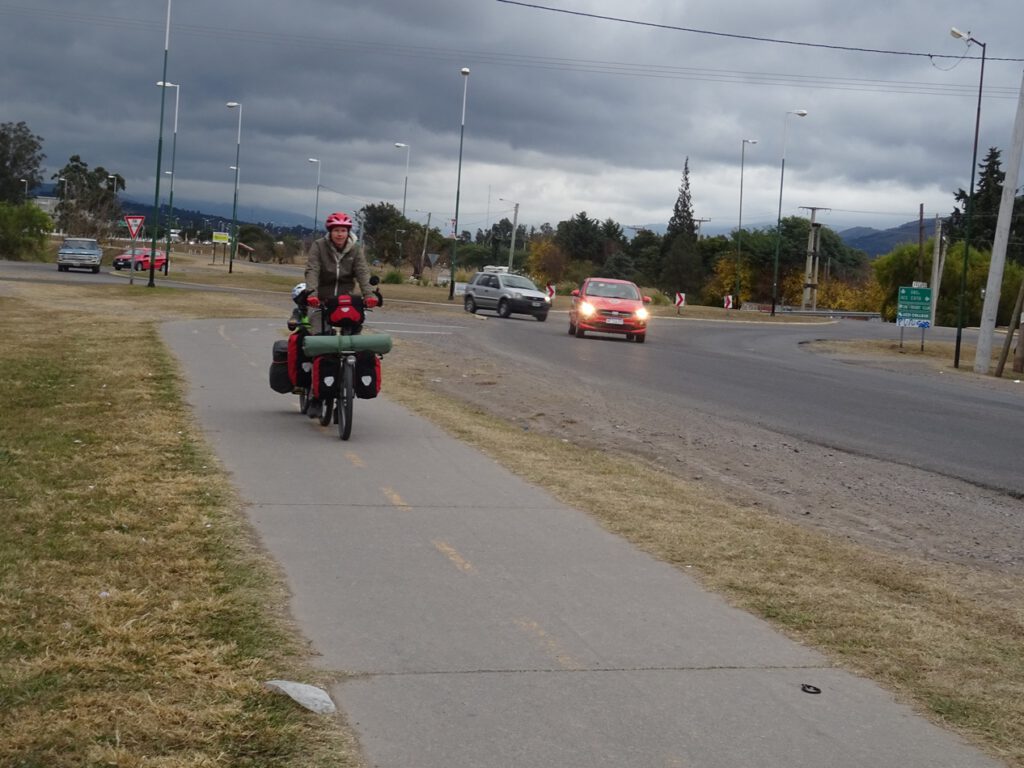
[0,294,361,767]
[386,336,1024,767]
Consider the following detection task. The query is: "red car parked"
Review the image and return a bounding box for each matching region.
[112,247,168,271]
[569,277,651,342]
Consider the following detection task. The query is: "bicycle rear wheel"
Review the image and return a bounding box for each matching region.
[338,361,354,440]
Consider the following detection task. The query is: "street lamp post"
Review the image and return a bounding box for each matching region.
[736,138,757,306]
[950,27,986,369]
[20,178,28,199]
[499,197,520,270]
[394,142,410,217]
[771,109,808,316]
[226,101,242,275]
[449,67,470,301]
[308,157,321,236]
[58,176,69,234]
[157,81,179,276]
[148,0,172,288]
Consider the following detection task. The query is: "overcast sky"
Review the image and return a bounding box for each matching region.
[3,0,1023,236]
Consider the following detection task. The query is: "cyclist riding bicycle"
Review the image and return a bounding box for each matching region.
[302,211,378,333]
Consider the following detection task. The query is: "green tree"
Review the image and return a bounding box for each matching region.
[358,202,408,265]
[602,250,635,280]
[526,238,568,284]
[555,211,603,264]
[948,147,1024,264]
[0,121,45,204]
[0,202,52,259]
[237,224,275,262]
[664,158,697,244]
[51,155,123,238]
[626,228,664,285]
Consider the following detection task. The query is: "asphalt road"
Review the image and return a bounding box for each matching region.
[389,306,1024,495]
[159,315,1001,768]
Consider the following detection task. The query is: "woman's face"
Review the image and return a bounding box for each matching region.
[329,227,350,247]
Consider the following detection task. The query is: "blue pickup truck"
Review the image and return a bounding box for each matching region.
[56,238,104,273]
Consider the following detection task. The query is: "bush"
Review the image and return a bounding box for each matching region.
[0,202,51,260]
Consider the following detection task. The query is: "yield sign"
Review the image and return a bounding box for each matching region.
[124,215,145,240]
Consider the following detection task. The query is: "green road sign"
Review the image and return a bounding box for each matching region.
[896,286,932,328]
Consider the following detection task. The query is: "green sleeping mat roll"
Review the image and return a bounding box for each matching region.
[302,333,393,356]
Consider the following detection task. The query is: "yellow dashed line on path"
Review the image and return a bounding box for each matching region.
[345,451,366,468]
[432,539,475,573]
[514,618,584,670]
[381,487,410,509]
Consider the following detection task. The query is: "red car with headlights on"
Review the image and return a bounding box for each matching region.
[568,277,652,342]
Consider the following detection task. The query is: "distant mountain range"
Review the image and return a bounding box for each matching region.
[837,219,939,258]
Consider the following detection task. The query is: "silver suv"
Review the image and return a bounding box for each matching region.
[57,238,103,273]
[463,267,550,321]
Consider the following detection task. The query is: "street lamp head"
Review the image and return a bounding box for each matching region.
[791,109,808,117]
[229,165,238,170]
[156,80,178,88]
[395,142,408,148]
[460,67,470,76]
[308,157,319,163]
[950,26,967,40]
[226,101,240,108]
[744,138,758,145]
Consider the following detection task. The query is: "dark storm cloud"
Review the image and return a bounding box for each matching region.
[2,0,1022,231]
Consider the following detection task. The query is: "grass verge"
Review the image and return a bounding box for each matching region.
[0,289,361,767]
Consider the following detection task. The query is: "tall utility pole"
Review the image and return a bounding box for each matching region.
[980,69,1024,374]
[694,218,711,238]
[800,206,829,309]
[507,201,519,270]
[917,203,925,282]
[929,217,946,328]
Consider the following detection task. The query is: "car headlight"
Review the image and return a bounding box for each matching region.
[635,307,649,321]
[511,291,522,299]
[579,301,596,317]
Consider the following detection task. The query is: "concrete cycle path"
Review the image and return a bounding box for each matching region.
[162,315,1001,768]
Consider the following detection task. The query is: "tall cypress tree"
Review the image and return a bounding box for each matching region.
[660,158,701,294]
[666,157,697,242]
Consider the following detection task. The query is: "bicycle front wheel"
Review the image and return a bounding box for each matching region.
[338,361,354,440]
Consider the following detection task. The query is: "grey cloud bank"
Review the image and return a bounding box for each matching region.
[3,0,1022,235]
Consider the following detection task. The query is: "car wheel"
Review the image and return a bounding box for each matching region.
[568,321,576,334]
[134,262,143,271]
[114,264,122,271]
[535,313,548,322]
[464,295,476,313]
[92,266,100,273]
[635,333,646,343]
[575,324,585,338]
[497,298,511,318]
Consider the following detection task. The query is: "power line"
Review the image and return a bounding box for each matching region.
[496,0,1024,62]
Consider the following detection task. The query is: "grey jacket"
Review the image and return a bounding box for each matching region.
[304,233,372,301]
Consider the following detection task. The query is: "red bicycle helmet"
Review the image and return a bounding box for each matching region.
[325,211,353,230]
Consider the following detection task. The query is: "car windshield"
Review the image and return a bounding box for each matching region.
[503,275,538,290]
[64,239,98,250]
[586,281,640,300]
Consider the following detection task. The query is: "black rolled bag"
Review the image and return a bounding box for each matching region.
[269,339,292,394]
